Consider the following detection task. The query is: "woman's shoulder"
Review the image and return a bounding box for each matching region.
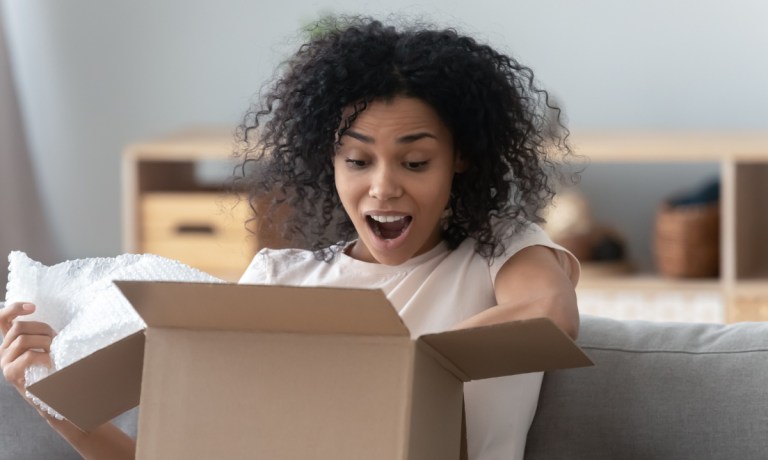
[258,246,320,263]
[498,222,559,251]
[454,223,579,286]
[491,222,580,285]
[239,246,328,284]
[239,242,359,284]
[458,222,555,255]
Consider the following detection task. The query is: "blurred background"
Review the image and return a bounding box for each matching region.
[2,0,767,321]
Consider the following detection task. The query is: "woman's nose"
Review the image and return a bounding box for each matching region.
[368,166,402,201]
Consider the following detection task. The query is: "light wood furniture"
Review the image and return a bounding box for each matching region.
[570,132,768,322]
[122,127,257,281]
[122,129,768,320]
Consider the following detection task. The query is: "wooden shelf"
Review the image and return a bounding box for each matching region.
[578,274,722,292]
[122,127,259,282]
[120,128,768,320]
[571,131,768,163]
[730,280,768,296]
[569,131,768,322]
[123,126,237,160]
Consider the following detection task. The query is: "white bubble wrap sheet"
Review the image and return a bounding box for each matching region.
[3,251,222,420]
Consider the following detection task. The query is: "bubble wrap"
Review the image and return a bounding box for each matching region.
[4,251,222,419]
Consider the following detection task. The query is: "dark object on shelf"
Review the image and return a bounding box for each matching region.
[667,178,720,207]
[654,201,719,278]
[591,233,625,261]
[579,229,633,278]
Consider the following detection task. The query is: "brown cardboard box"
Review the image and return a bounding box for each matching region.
[28,281,592,459]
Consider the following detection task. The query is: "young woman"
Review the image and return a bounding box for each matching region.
[1,17,579,459]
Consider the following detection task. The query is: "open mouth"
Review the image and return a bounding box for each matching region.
[366,215,413,240]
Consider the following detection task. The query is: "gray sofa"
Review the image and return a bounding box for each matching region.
[2,315,766,459]
[0,388,137,459]
[526,315,768,459]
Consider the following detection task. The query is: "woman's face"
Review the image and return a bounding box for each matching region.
[333,96,463,265]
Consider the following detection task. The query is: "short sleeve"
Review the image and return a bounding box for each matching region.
[488,223,580,287]
[238,249,273,284]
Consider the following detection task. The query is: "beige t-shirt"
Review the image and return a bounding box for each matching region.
[239,223,579,460]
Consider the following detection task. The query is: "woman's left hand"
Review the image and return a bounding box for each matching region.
[0,302,56,395]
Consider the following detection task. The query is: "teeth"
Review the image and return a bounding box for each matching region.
[369,215,406,223]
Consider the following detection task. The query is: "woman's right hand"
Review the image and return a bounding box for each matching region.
[0,302,55,396]
[1,302,136,459]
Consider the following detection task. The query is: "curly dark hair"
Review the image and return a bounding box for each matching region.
[235,16,575,260]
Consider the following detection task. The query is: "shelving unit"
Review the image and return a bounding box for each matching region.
[570,132,768,322]
[122,127,263,282]
[122,129,768,321]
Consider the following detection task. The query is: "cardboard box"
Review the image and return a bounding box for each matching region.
[28,281,593,459]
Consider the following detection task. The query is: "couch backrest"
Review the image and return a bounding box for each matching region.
[525,315,768,459]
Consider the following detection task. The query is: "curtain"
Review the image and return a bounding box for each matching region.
[0,9,54,290]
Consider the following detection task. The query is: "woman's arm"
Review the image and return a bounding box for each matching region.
[452,245,580,339]
[0,302,136,459]
[43,415,135,460]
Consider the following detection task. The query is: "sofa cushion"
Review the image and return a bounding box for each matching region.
[525,315,768,459]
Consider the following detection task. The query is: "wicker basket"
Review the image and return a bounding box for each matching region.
[654,202,719,278]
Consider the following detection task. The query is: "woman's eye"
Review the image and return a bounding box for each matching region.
[404,161,428,171]
[345,158,367,168]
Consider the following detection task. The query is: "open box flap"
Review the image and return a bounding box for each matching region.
[26,330,145,432]
[114,281,410,336]
[418,318,593,381]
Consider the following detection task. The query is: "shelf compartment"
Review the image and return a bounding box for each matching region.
[734,163,768,280]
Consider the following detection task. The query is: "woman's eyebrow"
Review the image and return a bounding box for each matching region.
[397,132,437,144]
[343,130,437,144]
[344,130,374,143]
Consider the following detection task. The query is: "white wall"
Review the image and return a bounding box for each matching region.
[2,0,768,269]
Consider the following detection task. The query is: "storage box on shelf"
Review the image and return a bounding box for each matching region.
[140,192,253,275]
[570,132,768,323]
[122,127,282,282]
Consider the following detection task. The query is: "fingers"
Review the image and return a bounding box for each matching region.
[1,333,53,367]
[0,311,56,395]
[0,321,56,352]
[1,349,52,390]
[0,302,36,335]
